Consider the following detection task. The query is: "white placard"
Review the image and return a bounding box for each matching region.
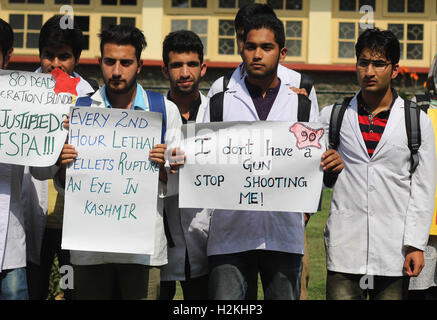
[0,70,73,166]
[179,121,326,213]
[62,106,162,254]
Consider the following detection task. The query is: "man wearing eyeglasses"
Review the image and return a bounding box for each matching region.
[319,28,437,300]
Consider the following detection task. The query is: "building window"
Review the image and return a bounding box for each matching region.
[101,16,136,31]
[339,0,375,11]
[218,0,254,9]
[285,20,302,56]
[9,13,43,49]
[101,0,137,5]
[338,22,356,58]
[218,19,236,55]
[387,0,424,13]
[388,23,423,60]
[267,0,303,10]
[337,21,373,58]
[74,15,90,50]
[54,0,90,4]
[171,0,207,8]
[170,19,208,53]
[8,0,44,3]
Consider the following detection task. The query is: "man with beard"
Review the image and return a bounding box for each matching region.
[58,24,182,300]
[159,30,211,300]
[202,14,343,300]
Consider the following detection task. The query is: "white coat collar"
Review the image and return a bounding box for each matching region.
[345,92,405,159]
[372,95,404,158]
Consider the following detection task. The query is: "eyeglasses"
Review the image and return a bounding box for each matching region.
[357,59,391,72]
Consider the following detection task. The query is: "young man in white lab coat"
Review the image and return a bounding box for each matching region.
[203,14,343,300]
[0,18,57,300]
[58,24,182,300]
[159,30,212,300]
[208,4,318,299]
[319,28,437,300]
[0,18,30,301]
[207,3,318,114]
[24,15,96,301]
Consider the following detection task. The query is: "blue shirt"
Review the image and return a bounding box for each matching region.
[102,83,146,111]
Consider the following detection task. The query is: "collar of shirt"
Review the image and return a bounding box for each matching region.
[244,77,281,121]
[244,77,281,98]
[357,88,398,118]
[167,92,201,124]
[102,83,146,110]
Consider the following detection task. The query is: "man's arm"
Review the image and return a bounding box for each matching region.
[403,113,437,276]
[153,98,183,197]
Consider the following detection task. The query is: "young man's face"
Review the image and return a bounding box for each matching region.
[242,28,287,81]
[162,51,206,96]
[40,45,78,75]
[356,48,399,95]
[99,43,142,95]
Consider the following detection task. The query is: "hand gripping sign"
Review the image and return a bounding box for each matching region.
[179,121,326,213]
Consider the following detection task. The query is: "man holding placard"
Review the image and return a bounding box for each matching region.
[23,14,96,301]
[207,3,318,300]
[58,25,182,300]
[159,30,210,300]
[0,17,30,300]
[202,14,343,300]
[319,29,436,300]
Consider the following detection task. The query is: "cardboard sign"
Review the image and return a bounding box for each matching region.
[62,106,162,254]
[179,121,326,213]
[0,70,74,166]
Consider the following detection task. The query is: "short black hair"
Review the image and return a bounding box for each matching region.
[162,30,204,67]
[235,3,276,32]
[39,15,84,61]
[99,24,147,62]
[355,28,400,65]
[243,14,285,49]
[0,18,13,60]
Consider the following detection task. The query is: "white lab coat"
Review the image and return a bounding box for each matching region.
[161,93,212,281]
[202,76,319,257]
[0,164,57,272]
[69,85,182,267]
[207,63,319,114]
[319,93,437,276]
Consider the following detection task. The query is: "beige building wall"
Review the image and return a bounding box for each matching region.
[308,0,332,65]
[142,0,164,61]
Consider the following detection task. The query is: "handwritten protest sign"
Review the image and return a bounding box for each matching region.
[428,109,437,236]
[62,106,162,254]
[179,121,326,213]
[0,70,72,166]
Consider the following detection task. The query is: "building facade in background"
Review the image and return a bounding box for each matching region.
[1,0,434,105]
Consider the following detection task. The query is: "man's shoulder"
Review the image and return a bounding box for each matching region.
[278,64,301,86]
